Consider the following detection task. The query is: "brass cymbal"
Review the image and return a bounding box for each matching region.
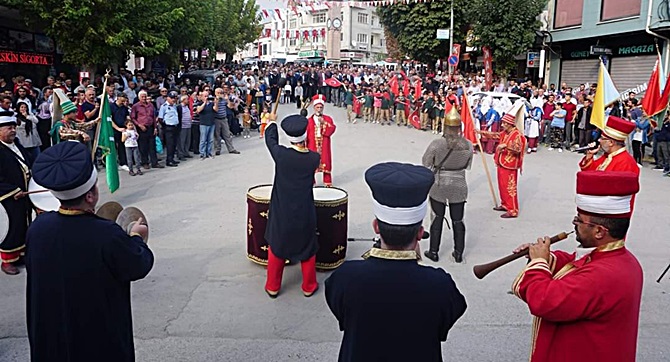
[95,201,123,221]
[116,206,149,243]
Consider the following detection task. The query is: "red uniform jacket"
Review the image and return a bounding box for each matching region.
[494,127,526,170]
[306,114,336,173]
[512,242,642,362]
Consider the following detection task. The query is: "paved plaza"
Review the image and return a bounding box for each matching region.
[1,103,669,361]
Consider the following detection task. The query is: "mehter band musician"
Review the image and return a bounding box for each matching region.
[325,162,467,362]
[264,114,321,298]
[26,141,153,362]
[422,106,473,263]
[0,111,33,275]
[511,171,642,362]
[478,111,526,218]
[306,94,336,186]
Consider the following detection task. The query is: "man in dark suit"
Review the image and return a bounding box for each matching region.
[325,162,467,362]
[263,114,321,298]
[26,141,153,361]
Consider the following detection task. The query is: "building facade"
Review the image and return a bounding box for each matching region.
[235,5,387,64]
[543,0,670,98]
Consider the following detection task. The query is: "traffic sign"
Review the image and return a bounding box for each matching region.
[448,55,459,66]
[436,29,450,40]
[526,52,540,68]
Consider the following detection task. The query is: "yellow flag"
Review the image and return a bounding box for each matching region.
[591,60,620,130]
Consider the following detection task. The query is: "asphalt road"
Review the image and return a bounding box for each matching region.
[2,103,669,361]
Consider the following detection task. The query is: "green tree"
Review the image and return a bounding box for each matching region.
[468,0,546,76]
[377,1,467,66]
[5,0,184,68]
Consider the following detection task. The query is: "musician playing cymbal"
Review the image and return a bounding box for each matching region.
[511,171,642,362]
[26,141,153,362]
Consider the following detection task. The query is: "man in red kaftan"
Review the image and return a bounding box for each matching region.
[306,94,336,186]
[512,171,642,362]
[479,112,526,218]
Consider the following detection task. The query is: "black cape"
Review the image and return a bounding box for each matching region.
[264,122,320,262]
[26,211,154,362]
[0,140,32,254]
[325,251,467,362]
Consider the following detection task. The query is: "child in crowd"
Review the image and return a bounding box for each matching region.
[264,89,272,110]
[122,120,143,176]
[294,81,303,109]
[260,106,270,139]
[242,107,251,138]
[250,104,259,132]
[282,82,292,104]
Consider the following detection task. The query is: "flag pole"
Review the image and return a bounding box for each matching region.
[91,70,109,161]
[467,104,498,207]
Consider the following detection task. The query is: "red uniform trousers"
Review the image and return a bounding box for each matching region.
[265,248,318,294]
[497,167,519,216]
[1,249,24,264]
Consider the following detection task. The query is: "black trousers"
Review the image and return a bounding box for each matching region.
[113,130,127,166]
[191,124,200,154]
[429,198,466,256]
[138,125,158,166]
[632,140,645,164]
[164,125,179,164]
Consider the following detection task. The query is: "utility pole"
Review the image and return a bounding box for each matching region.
[449,1,454,76]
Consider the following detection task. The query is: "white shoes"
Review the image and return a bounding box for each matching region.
[558,148,563,153]
[548,147,554,151]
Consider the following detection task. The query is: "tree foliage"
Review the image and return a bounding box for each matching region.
[4,0,261,67]
[377,1,467,66]
[383,28,404,62]
[468,0,546,76]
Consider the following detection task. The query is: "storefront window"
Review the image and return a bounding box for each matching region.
[601,0,641,21]
[554,0,584,29]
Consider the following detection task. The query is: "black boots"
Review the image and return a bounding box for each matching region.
[424,250,439,262]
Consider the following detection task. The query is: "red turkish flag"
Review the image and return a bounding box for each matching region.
[274,9,283,20]
[286,30,290,39]
[409,110,421,130]
[388,75,399,96]
[325,77,343,88]
[295,30,300,39]
[320,28,326,38]
[460,95,477,145]
[414,80,422,99]
[403,79,410,97]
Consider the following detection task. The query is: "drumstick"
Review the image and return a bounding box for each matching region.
[25,189,51,195]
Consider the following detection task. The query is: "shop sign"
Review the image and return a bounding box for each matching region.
[589,45,612,55]
[0,51,53,65]
[298,50,324,58]
[566,43,655,59]
[617,44,654,56]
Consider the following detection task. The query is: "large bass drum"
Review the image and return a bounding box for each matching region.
[313,186,348,270]
[246,184,272,265]
[246,185,349,270]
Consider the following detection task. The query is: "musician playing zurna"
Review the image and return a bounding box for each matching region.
[512,171,642,362]
[26,141,153,362]
[0,111,33,275]
[264,114,320,298]
[325,162,467,362]
[306,94,336,186]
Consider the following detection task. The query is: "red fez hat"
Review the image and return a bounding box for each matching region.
[312,94,326,106]
[602,116,636,141]
[575,171,639,218]
[501,113,516,126]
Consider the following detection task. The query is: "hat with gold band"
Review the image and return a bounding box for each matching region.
[602,115,635,142]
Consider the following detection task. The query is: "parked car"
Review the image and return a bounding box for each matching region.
[179,69,224,86]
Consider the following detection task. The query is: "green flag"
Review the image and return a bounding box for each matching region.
[99,93,120,193]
